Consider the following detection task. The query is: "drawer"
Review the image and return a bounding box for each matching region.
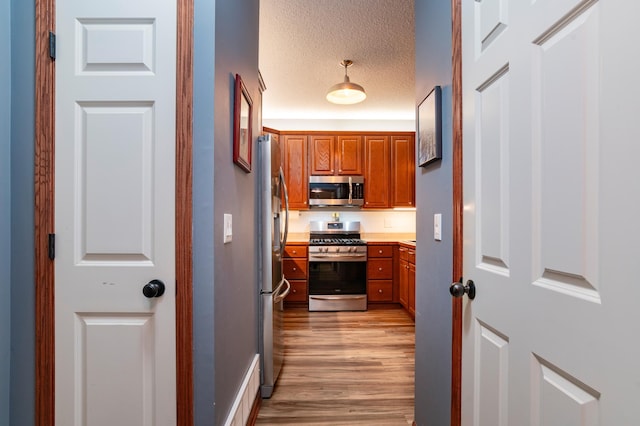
[285,280,307,302]
[367,258,393,279]
[408,250,415,264]
[399,246,409,261]
[284,245,308,258]
[283,258,307,279]
[368,245,393,258]
[368,280,393,302]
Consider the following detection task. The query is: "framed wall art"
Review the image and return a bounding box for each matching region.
[233,73,253,172]
[417,85,442,167]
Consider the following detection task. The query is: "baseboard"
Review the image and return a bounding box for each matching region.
[223,354,261,426]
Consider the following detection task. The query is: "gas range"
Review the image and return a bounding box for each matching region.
[307,221,368,311]
[308,221,367,261]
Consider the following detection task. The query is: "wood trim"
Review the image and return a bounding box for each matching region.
[35,0,194,424]
[35,0,55,423]
[451,0,463,425]
[176,0,194,423]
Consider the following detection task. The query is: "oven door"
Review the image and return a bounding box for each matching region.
[308,260,367,311]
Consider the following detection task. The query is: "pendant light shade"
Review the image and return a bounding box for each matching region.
[326,60,367,105]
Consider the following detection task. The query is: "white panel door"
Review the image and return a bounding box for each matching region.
[461,0,640,424]
[54,0,177,424]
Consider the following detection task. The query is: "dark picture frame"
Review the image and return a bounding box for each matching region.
[233,73,253,172]
[418,85,442,167]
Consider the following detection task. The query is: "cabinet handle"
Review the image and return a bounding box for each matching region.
[378,267,383,271]
[378,289,383,293]
[292,250,297,254]
[293,267,297,271]
[292,289,297,293]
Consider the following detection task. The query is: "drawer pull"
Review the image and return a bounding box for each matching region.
[378,249,383,254]
[292,267,297,271]
[378,289,383,293]
[292,289,297,293]
[378,267,383,271]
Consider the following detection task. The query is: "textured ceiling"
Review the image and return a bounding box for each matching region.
[259,0,415,121]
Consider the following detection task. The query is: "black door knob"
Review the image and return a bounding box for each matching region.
[143,279,166,298]
[449,279,476,300]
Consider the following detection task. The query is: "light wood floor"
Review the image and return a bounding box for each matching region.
[256,307,415,425]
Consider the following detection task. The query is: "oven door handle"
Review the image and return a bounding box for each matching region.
[309,295,367,301]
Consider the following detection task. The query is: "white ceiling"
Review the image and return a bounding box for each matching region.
[259,0,416,122]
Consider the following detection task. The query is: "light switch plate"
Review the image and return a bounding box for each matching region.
[434,213,442,241]
[224,214,232,243]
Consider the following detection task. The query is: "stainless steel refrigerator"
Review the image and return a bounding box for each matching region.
[258,134,290,398]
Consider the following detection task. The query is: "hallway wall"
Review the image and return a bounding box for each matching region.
[213,1,260,423]
[1,0,11,423]
[193,0,262,423]
[9,0,36,424]
[414,1,454,424]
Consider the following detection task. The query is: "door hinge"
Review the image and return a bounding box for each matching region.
[48,233,55,260]
[49,31,56,60]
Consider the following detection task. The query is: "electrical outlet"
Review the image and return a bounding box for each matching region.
[224,214,232,243]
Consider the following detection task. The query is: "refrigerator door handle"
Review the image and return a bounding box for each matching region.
[274,278,291,303]
[279,167,289,249]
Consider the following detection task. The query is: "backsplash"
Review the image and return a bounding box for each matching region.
[287,209,416,234]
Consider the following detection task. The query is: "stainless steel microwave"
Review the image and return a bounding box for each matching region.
[309,176,364,207]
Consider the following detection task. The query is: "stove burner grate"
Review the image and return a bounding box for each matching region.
[309,237,366,246]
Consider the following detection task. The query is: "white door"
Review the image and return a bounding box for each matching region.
[54,0,177,424]
[461,0,640,424]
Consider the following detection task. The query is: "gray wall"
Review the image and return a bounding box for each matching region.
[193,0,215,425]
[9,0,36,424]
[414,1,453,425]
[193,0,217,422]
[1,0,11,423]
[193,0,261,424]
[213,1,260,424]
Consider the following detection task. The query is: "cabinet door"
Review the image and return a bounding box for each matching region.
[408,262,415,317]
[399,258,408,308]
[391,135,415,207]
[364,136,390,208]
[309,135,335,175]
[282,135,308,209]
[336,135,363,175]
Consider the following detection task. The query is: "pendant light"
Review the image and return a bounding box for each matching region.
[326,59,367,105]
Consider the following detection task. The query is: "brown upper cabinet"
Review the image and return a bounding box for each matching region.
[266,129,414,210]
[364,135,390,208]
[364,134,415,208]
[309,135,363,176]
[281,134,308,210]
[390,135,415,207]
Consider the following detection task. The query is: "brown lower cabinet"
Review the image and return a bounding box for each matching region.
[283,243,308,305]
[398,245,416,318]
[367,244,394,303]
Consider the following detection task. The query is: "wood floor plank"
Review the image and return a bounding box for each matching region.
[256,307,415,425]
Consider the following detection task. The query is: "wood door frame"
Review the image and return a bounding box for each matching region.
[451,0,463,425]
[34,0,194,424]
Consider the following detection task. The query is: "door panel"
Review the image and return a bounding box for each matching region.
[55,0,177,424]
[462,0,640,424]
